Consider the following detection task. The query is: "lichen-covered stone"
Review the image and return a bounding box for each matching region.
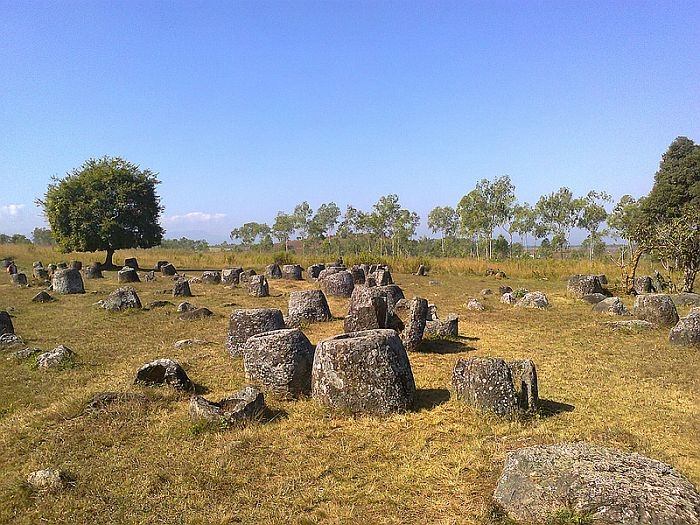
[189,386,265,425]
[26,468,70,492]
[493,442,700,524]
[265,264,282,279]
[160,263,177,276]
[501,292,517,305]
[306,264,325,280]
[135,358,193,391]
[226,308,285,357]
[402,297,428,352]
[516,291,549,309]
[173,279,192,297]
[123,257,138,270]
[669,308,700,347]
[52,268,85,294]
[349,265,366,284]
[592,296,629,316]
[101,287,142,311]
[247,275,269,297]
[344,286,390,333]
[287,289,332,327]
[320,270,355,298]
[83,264,103,279]
[243,328,315,397]
[10,273,28,286]
[508,359,538,412]
[633,294,679,327]
[567,274,606,298]
[605,319,657,331]
[201,271,221,284]
[633,275,654,294]
[452,357,518,416]
[466,298,485,311]
[222,267,244,285]
[425,314,459,338]
[36,345,74,369]
[281,264,303,280]
[178,307,213,320]
[581,293,606,304]
[312,329,416,415]
[117,267,140,283]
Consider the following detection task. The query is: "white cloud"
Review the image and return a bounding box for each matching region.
[163,212,227,224]
[0,204,26,216]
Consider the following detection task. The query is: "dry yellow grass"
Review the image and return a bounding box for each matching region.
[0,246,697,524]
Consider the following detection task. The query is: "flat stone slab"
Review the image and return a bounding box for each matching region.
[494,442,700,524]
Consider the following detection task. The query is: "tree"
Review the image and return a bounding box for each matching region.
[272,211,296,252]
[390,208,420,256]
[577,191,611,261]
[608,195,642,263]
[534,187,582,258]
[308,202,341,241]
[510,203,535,256]
[38,156,164,267]
[32,227,55,246]
[633,137,700,291]
[427,206,457,256]
[292,201,313,252]
[230,222,271,250]
[457,175,515,259]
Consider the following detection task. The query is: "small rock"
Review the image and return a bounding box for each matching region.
[177,301,196,313]
[466,298,485,311]
[178,307,214,320]
[189,386,265,425]
[135,358,193,391]
[174,339,210,349]
[515,291,549,309]
[36,345,74,369]
[26,468,69,492]
[592,296,629,316]
[31,291,54,303]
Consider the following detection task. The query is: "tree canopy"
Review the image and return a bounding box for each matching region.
[38,156,164,267]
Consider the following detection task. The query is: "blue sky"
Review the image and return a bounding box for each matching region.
[1,0,698,243]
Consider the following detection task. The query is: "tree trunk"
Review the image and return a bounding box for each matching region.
[627,247,646,293]
[682,267,696,293]
[103,248,115,269]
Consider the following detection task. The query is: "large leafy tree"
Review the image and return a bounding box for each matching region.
[272,211,296,252]
[634,136,700,291]
[308,202,341,241]
[534,187,582,258]
[427,206,458,256]
[577,191,611,261]
[38,156,164,268]
[457,175,515,259]
[230,222,271,250]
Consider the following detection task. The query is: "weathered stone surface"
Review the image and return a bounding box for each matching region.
[0,332,22,346]
[312,329,416,415]
[581,293,607,304]
[189,386,265,425]
[173,279,192,297]
[567,274,606,298]
[306,264,325,280]
[320,270,355,298]
[52,268,85,294]
[671,293,700,307]
[243,328,315,397]
[425,314,459,338]
[452,357,518,416]
[481,289,493,295]
[135,358,193,391]
[466,298,485,311]
[605,320,657,331]
[11,273,28,286]
[101,287,142,311]
[69,260,82,271]
[344,286,390,333]
[36,345,74,369]
[177,301,195,312]
[427,303,438,321]
[633,294,679,327]
[370,267,393,286]
[500,292,517,305]
[415,264,427,276]
[239,269,257,283]
[117,267,140,283]
[178,307,213,320]
[56,262,68,269]
[83,264,103,279]
[0,311,15,335]
[27,468,70,492]
[499,285,513,294]
[124,257,139,270]
[493,442,700,525]
[174,338,210,349]
[226,308,285,357]
[222,267,244,285]
[160,263,177,276]
[669,308,700,347]
[348,265,365,284]
[281,264,303,280]
[516,291,549,309]
[247,275,269,297]
[592,296,629,316]
[33,267,49,280]
[633,275,654,294]
[201,270,221,284]
[287,289,332,327]
[154,261,169,271]
[402,297,428,352]
[508,359,538,412]
[265,264,282,279]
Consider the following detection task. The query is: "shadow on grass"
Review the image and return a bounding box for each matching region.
[259,406,289,424]
[537,398,575,418]
[413,388,451,411]
[416,338,477,355]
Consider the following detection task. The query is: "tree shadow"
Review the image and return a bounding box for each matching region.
[537,398,575,418]
[413,388,451,411]
[416,338,477,355]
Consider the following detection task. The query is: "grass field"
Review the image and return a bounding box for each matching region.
[1,246,698,524]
